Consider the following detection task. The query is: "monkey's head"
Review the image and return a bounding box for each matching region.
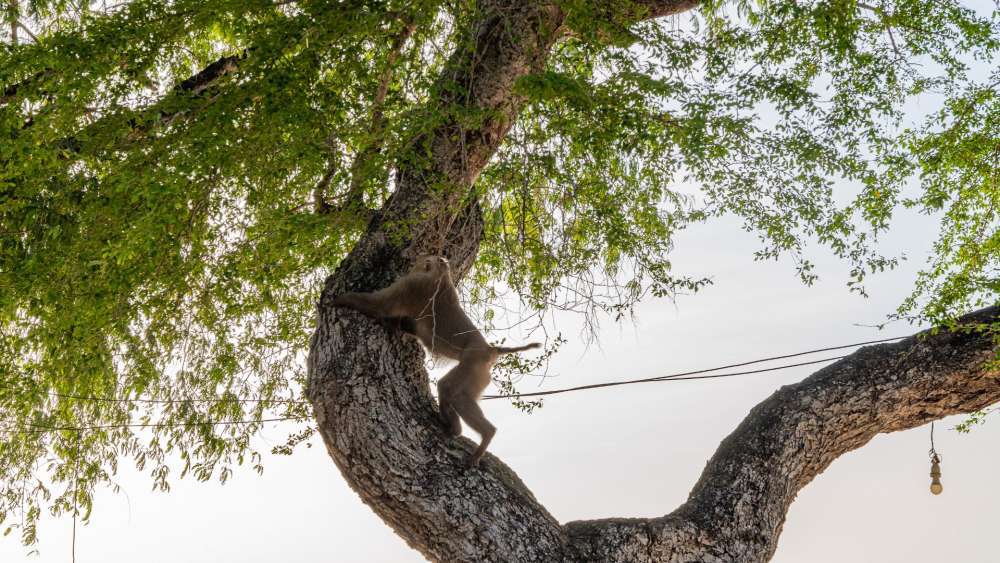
[411,255,451,279]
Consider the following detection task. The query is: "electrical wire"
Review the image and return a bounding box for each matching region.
[484,356,846,399]
[45,391,308,405]
[483,334,909,400]
[4,335,911,428]
[0,415,311,435]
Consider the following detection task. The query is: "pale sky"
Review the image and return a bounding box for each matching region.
[2,198,998,562]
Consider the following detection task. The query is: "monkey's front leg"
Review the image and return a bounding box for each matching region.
[331,292,390,319]
[332,293,417,336]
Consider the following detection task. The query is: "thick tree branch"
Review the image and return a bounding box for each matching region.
[565,305,1000,561]
[308,3,571,560]
[304,0,710,561]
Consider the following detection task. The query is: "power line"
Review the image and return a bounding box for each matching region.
[483,334,909,400]
[7,357,842,432]
[484,356,845,399]
[1,415,311,435]
[0,336,912,438]
[44,391,309,406]
[9,336,910,409]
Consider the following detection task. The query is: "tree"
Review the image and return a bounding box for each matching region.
[1,0,997,560]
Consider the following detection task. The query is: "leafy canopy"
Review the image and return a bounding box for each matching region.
[1,0,997,546]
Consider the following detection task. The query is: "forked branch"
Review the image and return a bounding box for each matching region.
[306,1,1000,561]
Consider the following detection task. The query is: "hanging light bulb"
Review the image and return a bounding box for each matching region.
[929,453,943,495]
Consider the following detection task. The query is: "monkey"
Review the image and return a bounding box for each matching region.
[331,255,540,468]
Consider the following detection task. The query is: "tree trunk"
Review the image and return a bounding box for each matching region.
[310,290,998,562]
[307,3,569,558]
[305,1,1000,561]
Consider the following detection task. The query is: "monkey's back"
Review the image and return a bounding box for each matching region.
[412,285,490,361]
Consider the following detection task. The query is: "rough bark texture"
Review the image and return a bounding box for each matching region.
[308,3,571,560]
[311,278,998,562]
[305,0,1000,561]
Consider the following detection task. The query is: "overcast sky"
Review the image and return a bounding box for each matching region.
[2,193,998,562]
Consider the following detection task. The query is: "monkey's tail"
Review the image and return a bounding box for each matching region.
[492,342,542,355]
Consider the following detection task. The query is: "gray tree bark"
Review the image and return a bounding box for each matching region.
[306,1,1000,561]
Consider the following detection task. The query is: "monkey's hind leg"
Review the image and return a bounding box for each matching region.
[436,379,462,437]
[450,394,496,469]
[438,401,462,438]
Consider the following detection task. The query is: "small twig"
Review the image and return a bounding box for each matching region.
[312,166,336,213]
[16,20,36,42]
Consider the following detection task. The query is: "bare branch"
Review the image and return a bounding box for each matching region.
[176,53,241,95]
[8,0,16,46]
[344,19,417,197]
[886,23,902,57]
[15,20,36,42]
